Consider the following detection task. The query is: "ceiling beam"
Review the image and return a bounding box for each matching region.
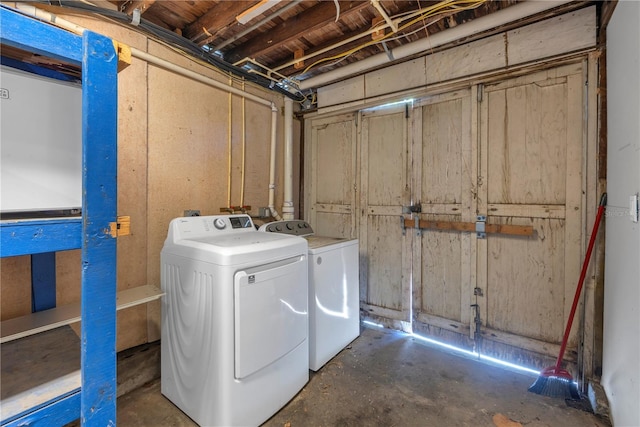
[121,0,156,15]
[184,1,261,43]
[273,26,378,78]
[224,0,371,64]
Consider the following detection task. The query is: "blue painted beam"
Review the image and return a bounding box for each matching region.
[80,30,118,427]
[0,6,82,65]
[31,252,57,312]
[1,389,80,427]
[0,220,82,257]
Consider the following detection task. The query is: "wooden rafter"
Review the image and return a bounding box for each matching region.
[121,0,156,15]
[224,0,371,64]
[184,1,261,42]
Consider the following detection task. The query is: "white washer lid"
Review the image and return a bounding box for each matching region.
[306,236,358,253]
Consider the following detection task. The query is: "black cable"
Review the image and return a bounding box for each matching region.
[29,0,304,101]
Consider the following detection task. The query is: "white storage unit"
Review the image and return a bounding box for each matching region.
[0,65,82,214]
[260,220,360,371]
[161,214,309,427]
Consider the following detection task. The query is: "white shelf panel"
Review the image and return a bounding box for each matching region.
[0,285,164,343]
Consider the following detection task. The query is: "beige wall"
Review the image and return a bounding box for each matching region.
[0,9,301,351]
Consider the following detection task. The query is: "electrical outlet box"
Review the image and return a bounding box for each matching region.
[631,194,639,223]
[184,210,200,217]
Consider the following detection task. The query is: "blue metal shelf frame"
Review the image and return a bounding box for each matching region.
[1,6,118,426]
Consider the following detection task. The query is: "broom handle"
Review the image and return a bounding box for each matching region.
[554,193,607,372]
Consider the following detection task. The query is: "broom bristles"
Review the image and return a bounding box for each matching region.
[528,374,580,399]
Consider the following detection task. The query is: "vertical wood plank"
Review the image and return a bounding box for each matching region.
[359,111,370,305]
[476,84,489,340]
[81,30,118,426]
[564,71,585,349]
[461,91,475,329]
[411,103,423,321]
[580,53,601,384]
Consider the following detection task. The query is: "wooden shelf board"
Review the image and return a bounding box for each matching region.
[1,326,81,424]
[1,372,81,424]
[0,285,164,343]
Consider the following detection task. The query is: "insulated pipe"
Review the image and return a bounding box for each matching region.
[268,103,283,220]
[240,81,247,207]
[227,77,233,208]
[6,2,86,34]
[130,48,273,107]
[282,97,294,220]
[298,0,574,90]
[7,2,275,107]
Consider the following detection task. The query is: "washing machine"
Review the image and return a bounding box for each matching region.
[161,214,309,427]
[259,220,360,371]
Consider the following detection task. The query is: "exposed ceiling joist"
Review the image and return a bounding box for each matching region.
[224,0,371,64]
[185,1,260,43]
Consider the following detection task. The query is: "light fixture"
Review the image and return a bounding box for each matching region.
[236,0,282,25]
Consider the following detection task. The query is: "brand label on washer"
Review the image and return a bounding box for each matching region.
[248,275,255,284]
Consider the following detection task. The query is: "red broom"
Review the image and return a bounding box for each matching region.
[528,193,607,399]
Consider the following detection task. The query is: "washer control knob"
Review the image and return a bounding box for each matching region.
[276,225,282,231]
[286,223,294,230]
[213,218,226,230]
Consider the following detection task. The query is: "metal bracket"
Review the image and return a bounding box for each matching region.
[401,216,407,236]
[476,215,486,239]
[473,287,483,297]
[414,215,421,237]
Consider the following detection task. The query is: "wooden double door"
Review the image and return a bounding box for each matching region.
[306,62,593,369]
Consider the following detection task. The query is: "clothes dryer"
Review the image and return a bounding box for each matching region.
[161,214,308,426]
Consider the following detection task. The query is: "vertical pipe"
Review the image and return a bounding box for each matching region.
[227,77,233,209]
[240,80,246,207]
[268,102,282,220]
[282,97,294,219]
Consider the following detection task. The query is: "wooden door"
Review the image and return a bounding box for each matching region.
[411,89,477,345]
[476,63,586,365]
[306,114,357,238]
[359,105,412,324]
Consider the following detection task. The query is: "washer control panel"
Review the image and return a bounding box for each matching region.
[259,220,314,236]
[169,214,255,240]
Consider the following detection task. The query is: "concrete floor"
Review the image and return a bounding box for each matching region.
[117,325,609,427]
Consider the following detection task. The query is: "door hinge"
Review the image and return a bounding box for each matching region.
[475,215,486,239]
[470,303,482,340]
[108,216,131,238]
